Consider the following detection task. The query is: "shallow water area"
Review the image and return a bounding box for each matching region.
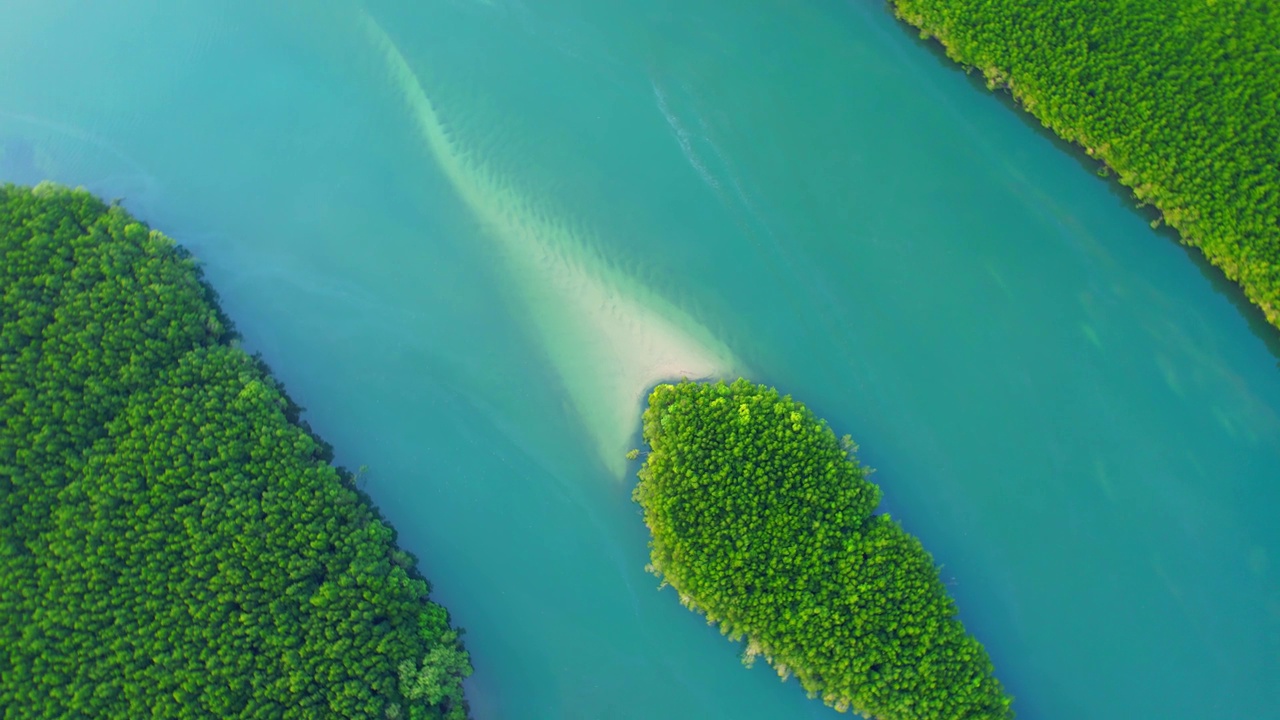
[2,0,1278,718]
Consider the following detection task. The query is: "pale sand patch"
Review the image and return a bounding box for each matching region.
[363,13,738,475]
[532,268,732,475]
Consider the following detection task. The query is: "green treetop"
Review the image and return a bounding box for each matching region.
[634,379,1012,719]
[0,183,470,719]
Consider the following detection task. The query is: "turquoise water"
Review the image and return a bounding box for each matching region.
[3,1,1278,718]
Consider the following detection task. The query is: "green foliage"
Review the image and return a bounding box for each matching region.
[398,632,471,708]
[0,183,470,719]
[888,0,1280,329]
[634,379,1012,719]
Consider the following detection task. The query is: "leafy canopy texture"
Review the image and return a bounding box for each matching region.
[634,380,1012,719]
[889,0,1280,329]
[0,183,470,719]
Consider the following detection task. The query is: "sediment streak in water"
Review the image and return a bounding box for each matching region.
[360,12,737,475]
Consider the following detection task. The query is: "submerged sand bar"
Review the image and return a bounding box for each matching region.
[362,12,737,475]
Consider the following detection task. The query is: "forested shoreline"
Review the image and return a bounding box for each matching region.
[0,183,471,719]
[633,379,1012,720]
[886,0,1280,330]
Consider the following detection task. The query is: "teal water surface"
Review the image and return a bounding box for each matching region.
[2,1,1278,718]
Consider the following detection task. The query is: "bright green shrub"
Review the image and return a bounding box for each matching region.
[0,183,470,719]
[888,0,1280,328]
[634,379,1011,719]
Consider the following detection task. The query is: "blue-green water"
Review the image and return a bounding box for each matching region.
[3,1,1278,718]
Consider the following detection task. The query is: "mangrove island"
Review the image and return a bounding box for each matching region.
[633,379,1013,719]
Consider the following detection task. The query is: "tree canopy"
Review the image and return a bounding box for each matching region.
[633,379,1012,719]
[0,183,470,719]
[889,0,1280,330]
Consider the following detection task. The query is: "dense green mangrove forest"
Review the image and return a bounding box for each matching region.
[889,0,1280,329]
[0,184,470,719]
[633,380,1012,719]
